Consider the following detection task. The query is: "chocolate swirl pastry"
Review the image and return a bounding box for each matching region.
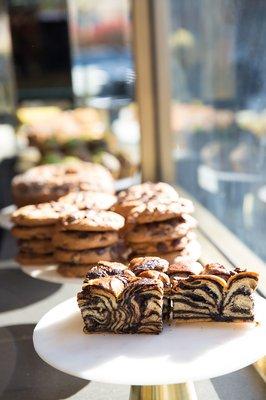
[85,261,133,280]
[202,263,241,281]
[171,275,226,321]
[128,256,169,274]
[78,274,164,334]
[77,259,260,335]
[167,262,203,280]
[222,272,259,321]
[138,270,171,320]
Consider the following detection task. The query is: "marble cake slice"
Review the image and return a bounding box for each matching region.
[222,271,259,322]
[119,277,164,333]
[170,271,226,321]
[128,257,170,320]
[137,269,171,320]
[77,261,164,334]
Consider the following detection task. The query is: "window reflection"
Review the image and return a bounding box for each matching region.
[68,0,134,104]
[170,0,266,260]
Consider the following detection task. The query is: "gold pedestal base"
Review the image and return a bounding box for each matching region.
[129,382,198,400]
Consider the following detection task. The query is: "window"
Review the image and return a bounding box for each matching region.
[169,0,266,261]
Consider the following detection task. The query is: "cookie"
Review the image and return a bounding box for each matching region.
[178,198,194,214]
[16,252,54,266]
[58,210,125,232]
[156,241,201,264]
[128,256,169,274]
[58,191,117,211]
[53,230,119,250]
[55,246,114,264]
[11,202,77,227]
[127,200,189,224]
[114,182,179,216]
[110,240,132,263]
[12,161,115,207]
[58,263,95,278]
[57,261,129,279]
[19,239,53,254]
[11,225,54,240]
[130,233,196,255]
[125,214,197,243]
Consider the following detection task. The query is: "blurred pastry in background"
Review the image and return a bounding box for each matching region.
[15,105,139,180]
[12,161,115,207]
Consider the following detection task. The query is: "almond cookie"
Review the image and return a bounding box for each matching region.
[53,230,119,250]
[58,210,125,232]
[11,202,77,227]
[16,252,54,266]
[55,246,114,264]
[58,191,117,211]
[130,233,196,255]
[127,200,191,224]
[19,239,53,254]
[11,225,54,240]
[125,214,197,243]
[12,161,115,207]
[113,182,179,216]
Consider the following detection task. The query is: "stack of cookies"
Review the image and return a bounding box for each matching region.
[114,182,200,263]
[11,191,120,271]
[54,209,125,277]
[11,202,76,266]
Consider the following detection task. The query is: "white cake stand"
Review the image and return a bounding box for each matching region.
[33,296,266,400]
[21,264,81,285]
[0,205,15,230]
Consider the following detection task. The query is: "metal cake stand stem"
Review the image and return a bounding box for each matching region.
[129,382,197,400]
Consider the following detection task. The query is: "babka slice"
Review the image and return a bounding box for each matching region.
[128,257,170,319]
[222,271,259,321]
[169,262,227,321]
[77,261,164,334]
